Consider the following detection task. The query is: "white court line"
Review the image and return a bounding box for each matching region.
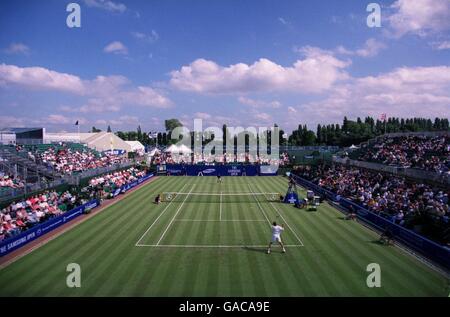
[220,191,222,221]
[136,244,303,248]
[155,184,195,246]
[269,202,304,246]
[252,181,304,247]
[174,219,266,222]
[160,192,278,196]
[135,183,188,246]
[247,183,272,227]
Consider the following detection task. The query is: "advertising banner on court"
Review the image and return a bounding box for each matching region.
[165,164,262,176]
[120,173,153,193]
[259,165,278,176]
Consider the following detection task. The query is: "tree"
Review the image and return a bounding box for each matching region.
[165,119,183,133]
[279,129,286,146]
[316,124,322,145]
[137,125,142,142]
[157,132,162,146]
[343,116,349,133]
[222,124,227,146]
[303,130,317,146]
[107,125,112,133]
[116,131,126,140]
[92,126,101,133]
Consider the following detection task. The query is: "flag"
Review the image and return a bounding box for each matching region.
[75,120,79,125]
[380,113,387,121]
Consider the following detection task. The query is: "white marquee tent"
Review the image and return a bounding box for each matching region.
[164,144,192,154]
[148,148,161,156]
[125,141,145,153]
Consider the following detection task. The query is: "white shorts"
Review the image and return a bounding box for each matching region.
[271,234,282,243]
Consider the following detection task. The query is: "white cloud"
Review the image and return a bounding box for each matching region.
[431,40,450,50]
[357,66,450,93]
[254,112,272,122]
[287,106,297,113]
[0,114,87,128]
[46,114,71,124]
[387,0,450,38]
[336,38,387,58]
[194,112,212,120]
[109,115,140,126]
[131,30,159,43]
[299,65,450,125]
[170,50,349,94]
[2,43,30,55]
[278,17,289,25]
[103,41,128,55]
[0,63,173,113]
[0,116,25,127]
[0,63,84,94]
[181,113,243,129]
[95,119,108,126]
[84,0,126,13]
[237,96,281,108]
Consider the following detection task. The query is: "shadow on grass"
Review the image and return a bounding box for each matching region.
[242,246,268,253]
[370,239,392,246]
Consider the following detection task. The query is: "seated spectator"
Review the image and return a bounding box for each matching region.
[0,174,25,189]
[293,164,450,245]
[34,145,126,175]
[352,135,449,174]
[380,227,395,245]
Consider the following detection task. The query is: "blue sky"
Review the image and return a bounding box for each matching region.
[0,0,449,133]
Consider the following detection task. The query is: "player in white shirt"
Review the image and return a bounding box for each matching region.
[267,222,286,254]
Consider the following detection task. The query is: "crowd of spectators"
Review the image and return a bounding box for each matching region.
[150,150,290,166]
[0,167,148,242]
[0,190,79,242]
[28,146,126,175]
[0,173,25,189]
[86,167,146,199]
[353,135,449,173]
[294,165,450,245]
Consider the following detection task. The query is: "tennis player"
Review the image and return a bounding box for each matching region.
[267,222,286,254]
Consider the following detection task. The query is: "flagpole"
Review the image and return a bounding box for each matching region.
[76,120,80,143]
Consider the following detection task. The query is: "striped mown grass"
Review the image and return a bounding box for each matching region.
[0,176,448,296]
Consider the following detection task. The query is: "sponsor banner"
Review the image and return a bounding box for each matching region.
[0,200,99,257]
[167,168,184,175]
[165,165,259,176]
[201,168,216,175]
[290,174,450,270]
[113,188,122,197]
[259,165,278,176]
[104,149,126,156]
[227,165,242,176]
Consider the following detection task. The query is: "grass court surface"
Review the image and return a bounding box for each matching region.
[0,176,448,296]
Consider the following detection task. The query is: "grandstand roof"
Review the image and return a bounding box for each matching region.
[0,127,43,134]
